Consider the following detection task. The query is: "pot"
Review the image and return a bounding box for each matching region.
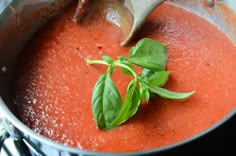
[0,0,235,155]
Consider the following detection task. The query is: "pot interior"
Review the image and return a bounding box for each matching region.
[0,0,236,155]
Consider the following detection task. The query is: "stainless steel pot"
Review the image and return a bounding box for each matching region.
[0,0,235,155]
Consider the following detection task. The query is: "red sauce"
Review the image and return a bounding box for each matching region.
[14,3,236,152]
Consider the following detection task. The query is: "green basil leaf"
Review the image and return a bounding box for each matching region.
[128,38,167,71]
[148,86,195,100]
[140,68,155,77]
[129,47,136,56]
[102,56,114,64]
[92,73,122,130]
[140,87,150,103]
[142,70,170,87]
[120,64,134,75]
[112,80,141,127]
[117,56,134,75]
[118,56,128,63]
[144,90,150,102]
[103,56,116,73]
[120,63,134,76]
[139,82,150,102]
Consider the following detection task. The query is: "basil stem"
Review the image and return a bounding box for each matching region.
[87,59,138,81]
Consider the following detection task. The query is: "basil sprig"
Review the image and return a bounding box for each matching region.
[87,38,195,130]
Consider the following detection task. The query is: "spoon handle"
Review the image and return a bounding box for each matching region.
[129,0,166,17]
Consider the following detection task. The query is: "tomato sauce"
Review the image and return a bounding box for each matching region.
[13,3,236,152]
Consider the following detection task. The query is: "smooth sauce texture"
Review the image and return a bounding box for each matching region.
[14,3,236,152]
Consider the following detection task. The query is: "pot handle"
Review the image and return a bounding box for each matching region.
[0,116,32,155]
[0,117,9,148]
[0,116,47,156]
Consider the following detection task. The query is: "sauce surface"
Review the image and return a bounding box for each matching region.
[14,3,236,152]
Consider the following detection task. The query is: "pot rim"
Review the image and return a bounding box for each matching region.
[0,98,235,155]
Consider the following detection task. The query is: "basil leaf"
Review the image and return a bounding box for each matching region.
[120,64,134,76]
[120,63,134,76]
[118,56,134,75]
[103,56,115,73]
[148,86,195,100]
[118,56,128,63]
[112,80,141,127]
[141,68,155,77]
[92,73,122,130]
[140,82,150,102]
[102,56,114,64]
[128,38,167,71]
[141,69,170,87]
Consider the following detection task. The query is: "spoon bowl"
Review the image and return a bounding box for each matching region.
[121,0,166,46]
[73,0,166,46]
